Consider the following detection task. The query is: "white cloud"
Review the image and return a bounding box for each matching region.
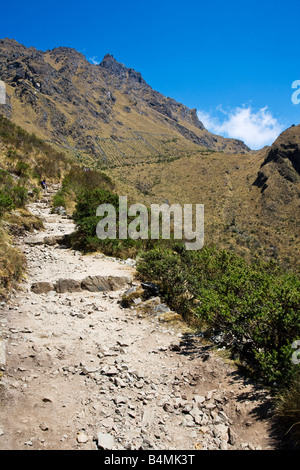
[197,106,284,150]
[89,56,100,65]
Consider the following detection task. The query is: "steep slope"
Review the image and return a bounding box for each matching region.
[0,39,298,270]
[109,126,299,270]
[253,124,300,190]
[0,38,249,168]
[252,124,300,228]
[0,194,277,451]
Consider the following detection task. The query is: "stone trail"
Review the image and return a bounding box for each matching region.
[0,185,277,450]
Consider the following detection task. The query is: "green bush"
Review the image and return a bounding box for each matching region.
[137,246,300,387]
[0,191,15,216]
[52,191,66,208]
[11,186,28,208]
[70,187,175,257]
[0,167,28,215]
[0,169,14,186]
[73,188,119,222]
[15,161,31,178]
[61,166,114,194]
[275,371,300,447]
[51,166,115,213]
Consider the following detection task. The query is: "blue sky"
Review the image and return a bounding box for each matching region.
[1,0,300,149]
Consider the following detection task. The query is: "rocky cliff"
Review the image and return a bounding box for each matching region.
[0,38,249,167]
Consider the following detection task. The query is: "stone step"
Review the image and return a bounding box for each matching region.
[0,338,6,367]
[31,275,131,294]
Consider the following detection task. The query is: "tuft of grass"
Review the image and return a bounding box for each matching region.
[3,208,44,235]
[275,372,300,447]
[0,113,72,183]
[0,226,26,298]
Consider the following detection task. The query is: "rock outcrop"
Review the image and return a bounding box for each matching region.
[0,38,249,168]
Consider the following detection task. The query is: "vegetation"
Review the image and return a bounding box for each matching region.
[0,113,72,297]
[51,165,114,214]
[0,114,71,180]
[0,226,26,298]
[275,371,300,447]
[137,245,300,387]
[68,186,158,257]
[0,110,299,446]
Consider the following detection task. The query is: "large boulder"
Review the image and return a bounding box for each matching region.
[31,282,54,294]
[81,275,130,292]
[54,278,82,293]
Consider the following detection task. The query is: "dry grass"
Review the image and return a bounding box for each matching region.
[0,225,26,298]
[275,373,300,447]
[109,148,299,271]
[3,208,44,235]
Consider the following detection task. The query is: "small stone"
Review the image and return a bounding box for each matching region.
[134,381,144,389]
[114,377,126,388]
[97,432,118,450]
[163,402,174,413]
[24,440,33,446]
[213,424,229,442]
[113,395,127,405]
[199,426,209,434]
[220,439,228,450]
[77,432,89,443]
[193,395,206,407]
[81,366,98,375]
[102,366,118,376]
[218,411,229,423]
[228,427,237,445]
[101,417,114,429]
[42,396,53,403]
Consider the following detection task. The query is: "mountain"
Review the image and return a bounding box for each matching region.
[0,39,298,270]
[108,124,300,270]
[254,124,300,190]
[0,38,249,168]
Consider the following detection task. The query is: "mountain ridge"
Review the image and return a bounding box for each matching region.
[0,38,249,168]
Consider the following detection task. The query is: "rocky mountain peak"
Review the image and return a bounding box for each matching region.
[0,38,250,163]
[99,53,146,86]
[253,124,300,192]
[263,125,300,178]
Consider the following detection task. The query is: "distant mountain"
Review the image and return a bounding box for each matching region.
[107,123,300,270]
[0,38,249,168]
[252,125,300,257]
[0,38,298,270]
[254,124,300,191]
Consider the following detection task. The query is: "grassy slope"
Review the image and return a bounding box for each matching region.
[108,146,299,271]
[0,114,73,297]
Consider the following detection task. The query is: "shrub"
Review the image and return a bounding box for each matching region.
[73,188,119,222]
[275,371,300,447]
[137,246,300,387]
[51,166,115,214]
[52,191,66,208]
[0,227,26,297]
[11,186,28,208]
[15,161,31,178]
[0,191,15,216]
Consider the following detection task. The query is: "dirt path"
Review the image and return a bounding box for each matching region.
[0,187,279,450]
